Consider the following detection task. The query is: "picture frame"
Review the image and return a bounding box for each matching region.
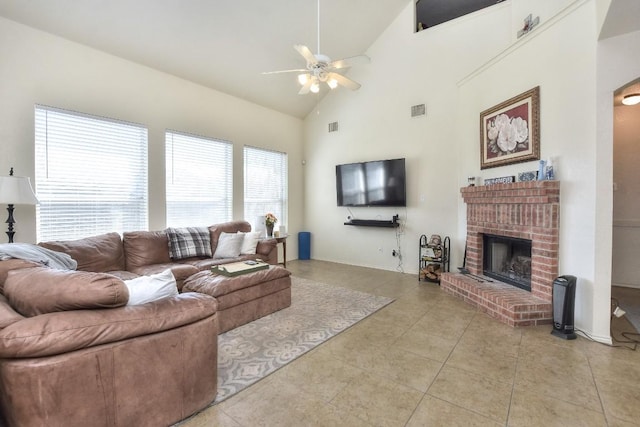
[480,86,540,169]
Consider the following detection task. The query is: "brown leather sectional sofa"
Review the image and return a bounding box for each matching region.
[39,220,279,289]
[0,221,289,427]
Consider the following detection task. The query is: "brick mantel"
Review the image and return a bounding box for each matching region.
[441,181,560,327]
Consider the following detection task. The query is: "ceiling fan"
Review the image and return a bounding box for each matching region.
[262,0,370,95]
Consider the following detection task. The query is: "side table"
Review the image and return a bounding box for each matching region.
[274,234,288,267]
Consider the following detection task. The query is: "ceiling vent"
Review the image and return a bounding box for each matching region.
[411,104,426,117]
[328,121,339,132]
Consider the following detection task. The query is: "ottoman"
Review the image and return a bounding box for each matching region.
[182,265,292,333]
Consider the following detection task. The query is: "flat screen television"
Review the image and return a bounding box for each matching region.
[336,158,406,207]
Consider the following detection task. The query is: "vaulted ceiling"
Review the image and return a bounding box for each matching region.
[0,0,409,118]
[1,0,638,118]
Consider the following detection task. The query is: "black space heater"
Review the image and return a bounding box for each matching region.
[551,275,577,340]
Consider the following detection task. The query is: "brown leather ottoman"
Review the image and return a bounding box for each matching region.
[182,265,292,333]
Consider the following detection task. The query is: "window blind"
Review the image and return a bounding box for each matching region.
[35,105,148,241]
[244,146,288,230]
[165,131,233,227]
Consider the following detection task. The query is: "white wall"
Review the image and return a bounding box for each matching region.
[456,1,607,339]
[612,104,640,288]
[303,0,619,340]
[0,17,304,261]
[303,1,513,272]
[592,28,640,342]
[303,0,580,272]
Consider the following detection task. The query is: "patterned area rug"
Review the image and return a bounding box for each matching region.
[214,276,394,403]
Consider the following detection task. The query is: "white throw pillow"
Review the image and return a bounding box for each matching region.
[213,232,244,259]
[124,269,179,306]
[239,231,262,255]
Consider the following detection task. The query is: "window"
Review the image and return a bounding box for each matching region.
[166,131,233,227]
[244,146,288,230]
[35,105,148,241]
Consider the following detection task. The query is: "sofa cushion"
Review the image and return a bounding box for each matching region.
[3,267,129,317]
[39,232,125,273]
[123,230,172,270]
[183,267,291,312]
[239,231,262,255]
[124,269,179,306]
[213,232,244,259]
[0,259,40,295]
[0,293,217,358]
[166,227,212,260]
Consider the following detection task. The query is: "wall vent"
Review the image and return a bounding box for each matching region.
[328,121,339,132]
[411,104,426,117]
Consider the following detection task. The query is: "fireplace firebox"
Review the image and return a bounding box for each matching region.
[483,234,532,291]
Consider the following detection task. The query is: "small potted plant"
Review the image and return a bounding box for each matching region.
[265,213,278,237]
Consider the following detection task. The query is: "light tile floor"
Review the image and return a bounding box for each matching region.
[183,260,640,427]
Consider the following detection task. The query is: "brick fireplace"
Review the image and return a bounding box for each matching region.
[441,181,559,326]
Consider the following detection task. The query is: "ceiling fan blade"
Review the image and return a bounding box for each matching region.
[327,72,361,91]
[262,69,307,75]
[294,44,317,65]
[329,54,370,70]
[298,79,313,95]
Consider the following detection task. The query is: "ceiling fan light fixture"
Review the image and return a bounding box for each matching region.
[297,73,309,85]
[263,0,367,95]
[622,93,640,106]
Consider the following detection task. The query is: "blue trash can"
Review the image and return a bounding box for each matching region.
[298,232,311,260]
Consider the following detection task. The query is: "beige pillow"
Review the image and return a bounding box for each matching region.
[239,231,262,255]
[213,232,244,259]
[4,267,129,317]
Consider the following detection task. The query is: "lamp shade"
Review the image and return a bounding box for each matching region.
[0,175,39,205]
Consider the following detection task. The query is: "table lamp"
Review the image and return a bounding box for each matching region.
[0,167,39,243]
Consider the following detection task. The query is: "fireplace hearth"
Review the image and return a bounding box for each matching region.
[441,181,559,327]
[483,234,532,291]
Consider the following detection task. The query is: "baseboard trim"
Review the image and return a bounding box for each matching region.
[612,282,640,289]
[576,330,612,345]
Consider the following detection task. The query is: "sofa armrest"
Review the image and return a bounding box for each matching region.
[0,295,24,329]
[0,293,217,358]
[256,239,278,265]
[0,259,40,294]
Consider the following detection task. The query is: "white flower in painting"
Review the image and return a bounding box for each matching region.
[488,114,508,140]
[487,114,511,147]
[494,113,510,130]
[512,117,529,143]
[497,121,517,152]
[486,113,529,154]
[487,122,499,141]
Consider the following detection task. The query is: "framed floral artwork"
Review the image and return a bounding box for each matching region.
[480,86,540,169]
